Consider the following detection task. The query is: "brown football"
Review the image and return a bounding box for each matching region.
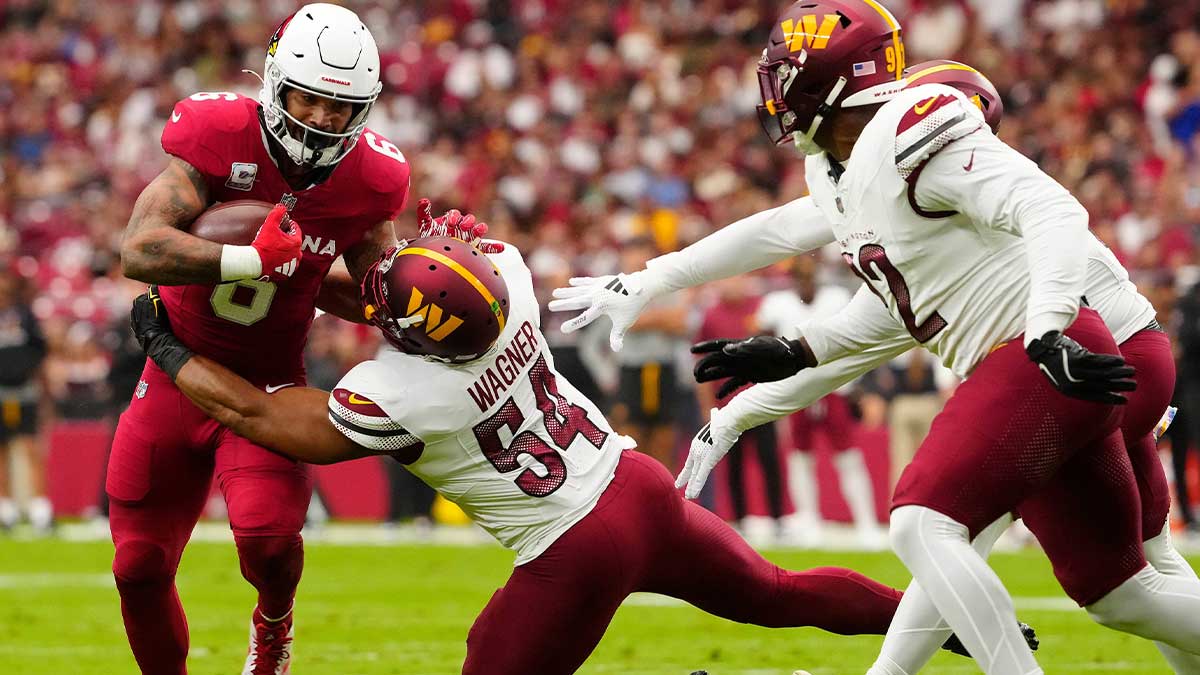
[189,200,275,245]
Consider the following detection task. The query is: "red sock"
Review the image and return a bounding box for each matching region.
[236,535,304,621]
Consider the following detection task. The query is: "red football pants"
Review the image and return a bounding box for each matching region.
[107,361,311,674]
[462,451,903,675]
[894,308,1146,605]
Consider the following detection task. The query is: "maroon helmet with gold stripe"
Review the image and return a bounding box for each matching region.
[904,59,1004,133]
[757,0,907,154]
[361,237,509,362]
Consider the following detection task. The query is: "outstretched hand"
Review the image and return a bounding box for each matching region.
[692,335,816,399]
[416,198,504,253]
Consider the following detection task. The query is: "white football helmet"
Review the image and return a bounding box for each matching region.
[259,3,382,168]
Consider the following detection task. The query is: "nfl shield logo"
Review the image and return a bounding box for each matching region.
[226,163,258,191]
[135,380,149,399]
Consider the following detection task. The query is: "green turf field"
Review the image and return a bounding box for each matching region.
[0,535,1182,674]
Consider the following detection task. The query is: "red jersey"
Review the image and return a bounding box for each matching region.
[158,92,410,386]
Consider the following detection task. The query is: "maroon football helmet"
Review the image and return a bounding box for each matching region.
[904,60,1004,133]
[757,0,907,153]
[361,237,510,362]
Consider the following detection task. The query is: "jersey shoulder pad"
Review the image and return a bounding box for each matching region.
[892,84,986,181]
[328,362,424,456]
[354,128,412,218]
[489,243,535,317]
[161,94,259,177]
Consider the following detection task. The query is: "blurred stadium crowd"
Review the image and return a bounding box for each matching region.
[5,0,1200,539]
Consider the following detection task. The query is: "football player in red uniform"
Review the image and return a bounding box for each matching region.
[111,5,410,674]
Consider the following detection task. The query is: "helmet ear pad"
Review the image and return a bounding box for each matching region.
[363,238,511,363]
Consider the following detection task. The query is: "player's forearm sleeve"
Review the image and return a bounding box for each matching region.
[915,132,1086,345]
[721,337,914,434]
[639,196,834,294]
[801,284,911,365]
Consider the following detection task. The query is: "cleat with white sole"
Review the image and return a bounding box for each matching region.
[242,606,293,675]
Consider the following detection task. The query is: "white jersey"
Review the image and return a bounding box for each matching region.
[328,246,632,565]
[718,248,1156,438]
[800,83,1095,378]
[1083,244,1157,344]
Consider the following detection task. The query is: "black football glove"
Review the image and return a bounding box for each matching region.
[943,620,1039,658]
[130,286,194,380]
[1025,330,1135,404]
[692,335,816,399]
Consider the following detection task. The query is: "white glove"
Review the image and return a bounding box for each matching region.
[547,273,654,351]
[675,408,742,499]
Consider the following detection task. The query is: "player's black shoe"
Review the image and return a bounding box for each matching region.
[942,620,1039,657]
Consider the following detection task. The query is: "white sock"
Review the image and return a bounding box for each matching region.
[1144,525,1200,672]
[868,513,1013,675]
[834,449,879,535]
[787,451,820,527]
[1145,524,1199,582]
[1087,563,1200,655]
[28,495,52,530]
[0,498,17,527]
[889,505,1041,675]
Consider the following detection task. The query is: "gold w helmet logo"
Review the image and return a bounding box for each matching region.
[404,287,464,342]
[781,14,839,52]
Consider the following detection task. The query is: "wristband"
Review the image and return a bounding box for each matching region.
[144,333,194,381]
[220,245,263,281]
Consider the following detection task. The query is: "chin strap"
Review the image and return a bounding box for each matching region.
[795,76,848,155]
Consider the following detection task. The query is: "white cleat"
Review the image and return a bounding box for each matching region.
[792,671,814,675]
[242,607,293,675]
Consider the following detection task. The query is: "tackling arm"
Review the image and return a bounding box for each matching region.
[120,158,221,284]
[173,356,369,464]
[720,336,915,434]
[801,284,913,365]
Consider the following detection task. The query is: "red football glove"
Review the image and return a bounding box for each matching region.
[416,198,504,254]
[253,203,304,281]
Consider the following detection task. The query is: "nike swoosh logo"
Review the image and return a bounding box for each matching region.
[963,148,976,172]
[265,383,295,393]
[171,111,182,123]
[913,97,937,115]
[347,393,374,405]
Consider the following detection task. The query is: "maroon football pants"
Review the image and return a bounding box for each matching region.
[462,451,903,675]
[1117,328,1176,540]
[107,361,311,675]
[894,308,1146,606]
